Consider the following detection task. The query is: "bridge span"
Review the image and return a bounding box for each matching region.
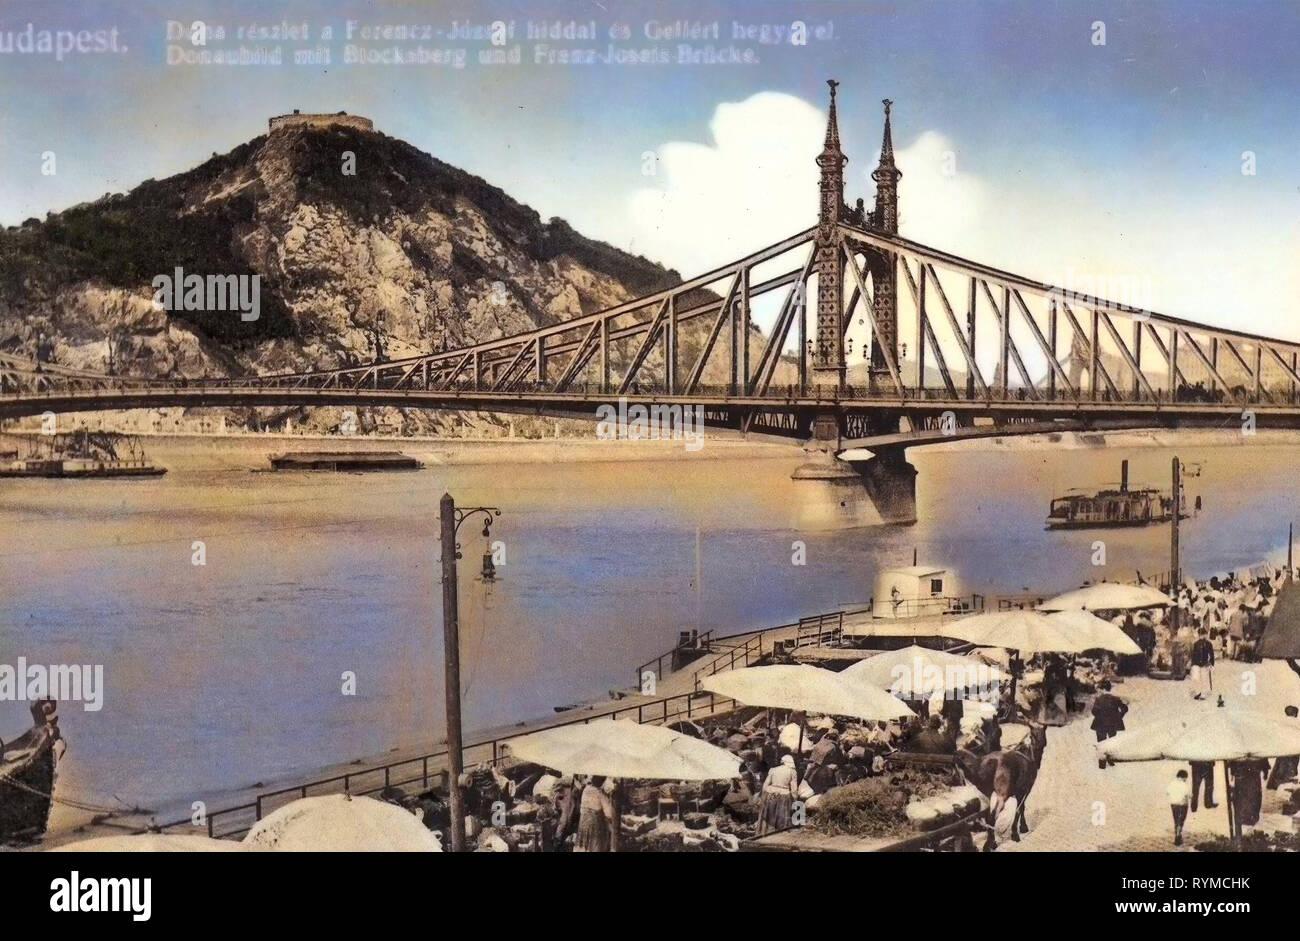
[2,383,1291,439]
[3,83,1296,528]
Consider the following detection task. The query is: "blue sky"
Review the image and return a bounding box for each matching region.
[1,0,1297,334]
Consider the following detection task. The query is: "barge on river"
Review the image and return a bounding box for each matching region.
[269,451,421,471]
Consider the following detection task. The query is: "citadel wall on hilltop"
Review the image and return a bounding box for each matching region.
[268,110,374,133]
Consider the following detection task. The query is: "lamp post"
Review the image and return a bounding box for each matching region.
[439,493,500,852]
[1169,457,1181,633]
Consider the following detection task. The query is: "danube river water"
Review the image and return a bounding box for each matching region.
[1,432,1296,826]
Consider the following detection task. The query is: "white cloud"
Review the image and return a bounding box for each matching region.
[892,131,991,247]
[623,91,1300,348]
[628,92,824,274]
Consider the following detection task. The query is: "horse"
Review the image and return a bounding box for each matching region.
[955,721,1046,848]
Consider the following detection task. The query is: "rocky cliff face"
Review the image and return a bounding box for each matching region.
[0,120,692,434]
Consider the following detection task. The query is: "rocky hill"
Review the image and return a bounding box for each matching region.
[0,115,720,435]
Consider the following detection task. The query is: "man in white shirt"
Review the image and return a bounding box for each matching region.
[1167,768,1191,847]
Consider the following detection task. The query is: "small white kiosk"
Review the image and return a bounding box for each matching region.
[871,565,960,619]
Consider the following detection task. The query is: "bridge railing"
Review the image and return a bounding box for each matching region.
[7,359,1300,409]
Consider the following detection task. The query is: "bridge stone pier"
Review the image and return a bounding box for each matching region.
[790,412,917,530]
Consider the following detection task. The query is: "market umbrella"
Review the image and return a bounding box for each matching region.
[1099,707,1300,763]
[941,609,1142,656]
[841,644,1004,699]
[1257,580,1300,664]
[942,609,1139,722]
[698,664,916,722]
[1037,582,1173,612]
[242,795,443,852]
[506,720,742,852]
[1098,706,1300,845]
[505,719,742,781]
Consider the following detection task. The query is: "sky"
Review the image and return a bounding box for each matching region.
[1,0,1298,339]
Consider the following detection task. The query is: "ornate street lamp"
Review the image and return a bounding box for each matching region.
[438,494,501,852]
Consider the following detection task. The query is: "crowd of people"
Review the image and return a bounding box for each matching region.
[1124,567,1284,678]
[391,568,1297,852]
[1101,566,1300,846]
[403,696,1014,851]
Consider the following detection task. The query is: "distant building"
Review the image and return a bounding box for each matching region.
[268,110,374,133]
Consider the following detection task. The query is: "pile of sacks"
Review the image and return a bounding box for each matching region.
[623,812,743,851]
[903,784,986,831]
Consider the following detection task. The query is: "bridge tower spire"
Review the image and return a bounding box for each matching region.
[869,98,901,381]
[812,79,847,388]
[871,99,900,232]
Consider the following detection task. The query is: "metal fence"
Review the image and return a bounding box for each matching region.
[159,595,998,840]
[155,687,744,840]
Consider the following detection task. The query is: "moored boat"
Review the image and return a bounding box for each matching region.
[0,699,64,846]
[870,563,978,620]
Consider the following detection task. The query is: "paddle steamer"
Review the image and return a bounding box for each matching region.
[0,431,165,478]
[1046,460,1187,530]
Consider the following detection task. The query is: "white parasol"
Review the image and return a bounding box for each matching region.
[942,608,1142,655]
[698,664,915,721]
[242,795,443,852]
[841,644,1004,699]
[505,719,742,781]
[1037,582,1173,612]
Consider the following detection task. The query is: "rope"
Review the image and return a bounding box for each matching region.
[2,741,144,816]
[0,772,128,814]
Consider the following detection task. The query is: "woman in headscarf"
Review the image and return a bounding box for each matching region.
[1230,758,1270,828]
[552,775,580,848]
[574,775,614,852]
[756,754,798,836]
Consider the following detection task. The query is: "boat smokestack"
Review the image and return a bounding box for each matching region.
[1120,460,1129,493]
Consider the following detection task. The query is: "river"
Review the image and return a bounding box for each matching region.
[0,430,1295,827]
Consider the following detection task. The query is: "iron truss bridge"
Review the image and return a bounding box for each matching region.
[3,222,1300,448]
